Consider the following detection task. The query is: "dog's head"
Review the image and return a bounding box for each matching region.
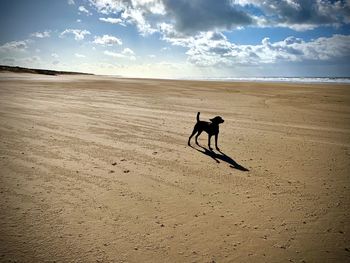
[210,116,224,124]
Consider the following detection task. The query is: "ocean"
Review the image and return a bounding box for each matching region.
[179,77,350,84]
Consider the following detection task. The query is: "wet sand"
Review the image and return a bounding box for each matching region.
[0,73,349,262]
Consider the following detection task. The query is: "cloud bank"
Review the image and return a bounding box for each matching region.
[89,0,350,34]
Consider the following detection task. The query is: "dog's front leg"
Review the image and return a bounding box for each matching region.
[215,134,220,151]
[208,135,213,150]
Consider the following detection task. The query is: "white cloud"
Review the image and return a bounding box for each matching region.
[122,47,134,55]
[90,0,166,15]
[30,30,51,38]
[68,0,75,5]
[158,22,189,44]
[78,6,92,15]
[104,48,136,60]
[121,7,157,35]
[93,34,122,46]
[90,0,161,35]
[60,29,91,40]
[0,40,28,52]
[104,50,125,58]
[99,17,125,25]
[89,0,125,14]
[51,53,59,58]
[75,53,86,58]
[77,19,82,23]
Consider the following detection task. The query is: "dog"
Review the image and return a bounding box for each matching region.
[188,112,224,150]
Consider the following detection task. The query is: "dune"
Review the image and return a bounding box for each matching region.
[0,72,349,262]
[0,65,93,76]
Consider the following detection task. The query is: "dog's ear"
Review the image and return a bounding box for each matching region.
[210,118,215,122]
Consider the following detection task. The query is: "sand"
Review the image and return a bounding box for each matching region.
[0,72,349,262]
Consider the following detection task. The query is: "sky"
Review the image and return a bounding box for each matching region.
[0,0,350,78]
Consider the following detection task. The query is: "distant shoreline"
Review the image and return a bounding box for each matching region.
[1,65,349,84]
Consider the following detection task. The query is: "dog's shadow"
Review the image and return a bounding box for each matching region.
[191,145,249,171]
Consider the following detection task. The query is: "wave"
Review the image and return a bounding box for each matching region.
[180,77,350,84]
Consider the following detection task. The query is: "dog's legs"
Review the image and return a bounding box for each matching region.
[195,130,202,145]
[215,134,220,151]
[208,134,213,150]
[188,127,198,146]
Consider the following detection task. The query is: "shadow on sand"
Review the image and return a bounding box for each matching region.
[190,144,249,171]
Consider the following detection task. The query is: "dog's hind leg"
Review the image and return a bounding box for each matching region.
[188,127,198,146]
[195,130,202,145]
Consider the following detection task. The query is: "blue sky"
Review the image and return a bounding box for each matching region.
[0,0,349,78]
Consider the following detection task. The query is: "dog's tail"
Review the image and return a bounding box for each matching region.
[197,112,200,122]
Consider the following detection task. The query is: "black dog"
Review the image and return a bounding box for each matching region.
[188,112,224,150]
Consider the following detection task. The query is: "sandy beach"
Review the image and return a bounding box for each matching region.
[0,73,349,262]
